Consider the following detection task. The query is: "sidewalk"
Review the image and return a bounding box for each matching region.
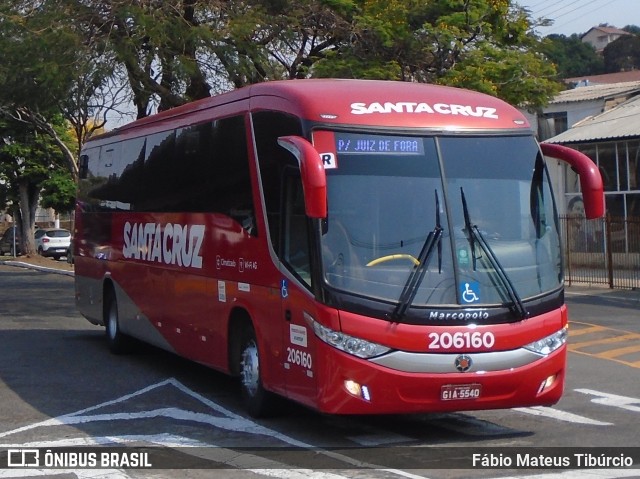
[0,256,74,277]
[565,282,640,305]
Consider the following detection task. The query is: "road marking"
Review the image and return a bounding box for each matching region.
[569,321,640,369]
[568,324,607,337]
[0,378,431,479]
[495,469,640,479]
[575,389,640,413]
[426,414,519,436]
[513,406,613,426]
[570,333,639,349]
[347,431,411,446]
[597,344,640,360]
[0,434,354,479]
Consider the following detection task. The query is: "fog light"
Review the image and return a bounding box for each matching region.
[345,380,361,396]
[361,385,371,401]
[538,374,557,394]
[344,380,371,401]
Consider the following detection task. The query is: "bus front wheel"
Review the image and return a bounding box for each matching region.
[238,326,276,417]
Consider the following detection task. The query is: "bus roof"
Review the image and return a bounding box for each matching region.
[91,79,530,144]
[248,79,530,130]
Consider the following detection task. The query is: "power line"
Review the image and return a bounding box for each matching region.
[523,0,627,35]
[522,0,558,9]
[524,0,558,11]
[543,0,623,34]
[537,0,584,17]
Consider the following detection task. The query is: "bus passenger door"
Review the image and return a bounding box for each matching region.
[280,172,318,405]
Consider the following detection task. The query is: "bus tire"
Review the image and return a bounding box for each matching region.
[238,325,277,417]
[104,290,129,354]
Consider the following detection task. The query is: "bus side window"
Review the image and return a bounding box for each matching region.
[79,154,90,180]
[208,116,256,235]
[116,137,146,210]
[132,117,256,234]
[282,171,312,286]
[139,130,177,211]
[78,147,102,209]
[252,111,304,256]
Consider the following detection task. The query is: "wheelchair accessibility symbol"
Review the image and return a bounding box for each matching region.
[460,282,480,304]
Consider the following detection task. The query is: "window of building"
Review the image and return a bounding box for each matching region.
[538,112,568,141]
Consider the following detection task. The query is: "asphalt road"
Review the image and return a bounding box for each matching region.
[0,263,638,479]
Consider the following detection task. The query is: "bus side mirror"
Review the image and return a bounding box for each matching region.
[540,143,604,219]
[277,135,328,219]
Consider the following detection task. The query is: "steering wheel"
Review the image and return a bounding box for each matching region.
[366,254,420,267]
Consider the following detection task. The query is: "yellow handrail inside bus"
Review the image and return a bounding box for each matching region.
[366,254,420,267]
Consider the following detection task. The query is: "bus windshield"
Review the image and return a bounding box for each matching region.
[320,132,562,314]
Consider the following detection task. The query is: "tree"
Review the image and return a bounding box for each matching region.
[311,0,562,109]
[40,171,77,217]
[622,25,640,35]
[51,0,562,116]
[60,0,354,116]
[0,117,70,255]
[603,34,640,73]
[0,1,124,180]
[539,34,604,79]
[440,43,562,109]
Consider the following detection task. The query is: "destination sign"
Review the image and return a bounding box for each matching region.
[335,133,424,155]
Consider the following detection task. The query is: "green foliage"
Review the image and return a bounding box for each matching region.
[539,34,604,79]
[40,171,76,214]
[622,25,640,35]
[0,120,56,188]
[0,3,81,114]
[603,35,640,73]
[2,0,569,127]
[311,0,562,107]
[0,116,74,219]
[441,43,562,108]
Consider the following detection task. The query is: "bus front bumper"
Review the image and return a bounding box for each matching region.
[313,343,566,415]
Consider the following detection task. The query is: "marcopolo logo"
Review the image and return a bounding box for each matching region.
[122,222,204,269]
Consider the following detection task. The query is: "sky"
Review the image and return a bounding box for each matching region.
[517,0,640,36]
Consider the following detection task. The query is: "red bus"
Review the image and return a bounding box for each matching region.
[74,79,604,417]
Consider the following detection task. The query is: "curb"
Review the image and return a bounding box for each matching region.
[1,260,74,277]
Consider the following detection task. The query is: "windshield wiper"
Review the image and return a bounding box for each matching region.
[460,188,529,319]
[392,191,443,321]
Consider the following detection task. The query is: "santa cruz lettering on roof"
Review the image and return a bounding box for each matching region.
[350,102,499,119]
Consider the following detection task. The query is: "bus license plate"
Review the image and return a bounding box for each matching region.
[441,384,482,401]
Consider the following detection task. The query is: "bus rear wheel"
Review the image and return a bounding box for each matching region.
[104,290,129,354]
[238,326,277,417]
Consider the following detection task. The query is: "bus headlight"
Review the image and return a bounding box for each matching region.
[524,326,568,355]
[305,314,391,359]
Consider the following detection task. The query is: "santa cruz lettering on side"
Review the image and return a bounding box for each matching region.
[122,222,204,269]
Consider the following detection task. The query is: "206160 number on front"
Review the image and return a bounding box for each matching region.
[428,331,495,350]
